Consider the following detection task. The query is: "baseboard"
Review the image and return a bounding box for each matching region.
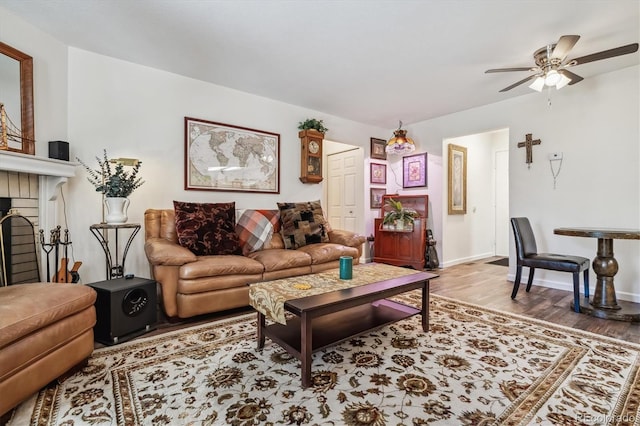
[442,252,494,268]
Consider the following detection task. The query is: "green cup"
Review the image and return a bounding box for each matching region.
[339,256,353,280]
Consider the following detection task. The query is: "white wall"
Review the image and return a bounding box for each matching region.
[66,48,387,283]
[407,66,640,300]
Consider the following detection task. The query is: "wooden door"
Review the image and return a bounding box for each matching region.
[327,148,360,232]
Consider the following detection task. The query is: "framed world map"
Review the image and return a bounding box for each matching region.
[184,117,280,193]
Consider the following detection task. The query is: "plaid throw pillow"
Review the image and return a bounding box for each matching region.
[236,209,280,255]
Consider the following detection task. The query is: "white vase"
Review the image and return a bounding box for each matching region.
[104,197,130,224]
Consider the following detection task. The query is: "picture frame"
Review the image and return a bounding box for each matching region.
[370,137,387,160]
[448,144,467,214]
[184,117,280,193]
[402,152,427,188]
[370,187,386,209]
[370,162,386,184]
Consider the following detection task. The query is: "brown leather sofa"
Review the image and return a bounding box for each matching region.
[144,209,367,319]
[0,283,97,417]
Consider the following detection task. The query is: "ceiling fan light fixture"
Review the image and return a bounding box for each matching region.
[529,77,545,92]
[386,121,416,155]
[488,36,639,93]
[555,73,571,89]
[544,69,562,86]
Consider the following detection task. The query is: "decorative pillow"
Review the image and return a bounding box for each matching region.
[277,200,330,249]
[235,209,280,255]
[173,201,241,256]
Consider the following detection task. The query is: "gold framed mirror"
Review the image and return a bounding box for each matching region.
[0,42,34,155]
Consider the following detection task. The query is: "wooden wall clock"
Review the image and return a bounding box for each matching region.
[299,129,324,183]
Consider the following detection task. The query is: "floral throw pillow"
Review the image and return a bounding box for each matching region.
[277,200,330,249]
[173,201,241,256]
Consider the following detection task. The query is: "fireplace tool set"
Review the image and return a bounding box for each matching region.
[39,226,82,283]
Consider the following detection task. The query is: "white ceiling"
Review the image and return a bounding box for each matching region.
[1,0,638,129]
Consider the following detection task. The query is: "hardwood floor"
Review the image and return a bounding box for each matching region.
[118,258,640,347]
[430,257,640,343]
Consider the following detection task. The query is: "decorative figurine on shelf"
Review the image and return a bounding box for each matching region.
[77,149,144,224]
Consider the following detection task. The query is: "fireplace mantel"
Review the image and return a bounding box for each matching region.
[0,150,77,178]
[0,150,78,201]
[0,151,78,258]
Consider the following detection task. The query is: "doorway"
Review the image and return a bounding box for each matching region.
[442,128,509,265]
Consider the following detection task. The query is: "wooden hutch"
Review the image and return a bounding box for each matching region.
[373,194,428,270]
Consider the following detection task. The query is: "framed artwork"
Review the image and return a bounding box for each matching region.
[448,144,467,214]
[402,152,427,188]
[370,162,386,184]
[370,137,387,160]
[370,187,386,209]
[184,117,280,193]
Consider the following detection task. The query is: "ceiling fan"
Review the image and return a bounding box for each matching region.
[486,35,639,92]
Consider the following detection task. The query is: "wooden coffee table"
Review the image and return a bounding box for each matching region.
[252,266,437,388]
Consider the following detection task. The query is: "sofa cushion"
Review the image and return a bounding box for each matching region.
[263,232,285,250]
[247,248,312,272]
[173,201,241,256]
[277,200,330,249]
[297,243,360,265]
[235,209,280,255]
[180,255,264,280]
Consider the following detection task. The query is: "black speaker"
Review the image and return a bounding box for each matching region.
[48,140,69,161]
[88,277,157,345]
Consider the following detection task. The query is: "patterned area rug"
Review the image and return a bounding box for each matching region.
[7,293,640,425]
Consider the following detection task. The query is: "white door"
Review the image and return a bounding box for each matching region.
[327,148,360,232]
[495,149,509,256]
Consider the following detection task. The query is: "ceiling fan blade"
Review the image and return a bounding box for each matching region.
[485,67,535,73]
[558,69,584,85]
[499,74,538,92]
[551,35,580,61]
[571,43,639,65]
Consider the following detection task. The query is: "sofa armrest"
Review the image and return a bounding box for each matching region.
[144,237,197,266]
[328,229,367,248]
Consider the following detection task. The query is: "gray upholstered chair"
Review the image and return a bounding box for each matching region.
[510,217,590,313]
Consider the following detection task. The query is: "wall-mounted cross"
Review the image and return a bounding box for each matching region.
[517,133,541,168]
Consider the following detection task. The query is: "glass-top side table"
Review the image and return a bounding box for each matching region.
[89,223,141,280]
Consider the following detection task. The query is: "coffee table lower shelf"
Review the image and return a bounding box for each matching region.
[257,299,421,386]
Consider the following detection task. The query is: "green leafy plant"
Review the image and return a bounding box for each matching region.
[77,149,144,198]
[383,198,419,225]
[298,118,328,134]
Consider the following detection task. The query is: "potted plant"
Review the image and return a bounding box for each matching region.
[383,198,418,231]
[298,118,328,135]
[77,149,144,224]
